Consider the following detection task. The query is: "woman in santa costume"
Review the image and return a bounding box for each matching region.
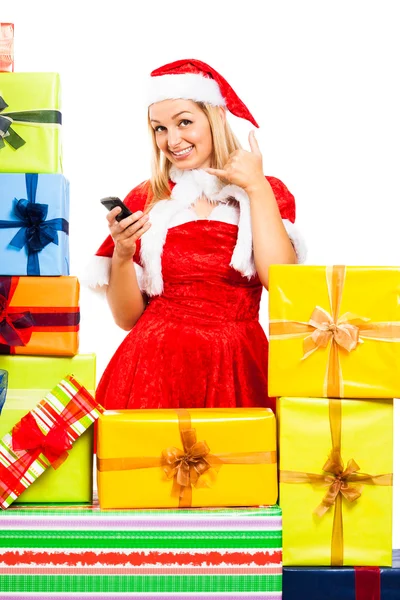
[87,59,306,412]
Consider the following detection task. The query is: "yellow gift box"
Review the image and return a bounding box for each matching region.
[278,397,393,566]
[268,265,400,398]
[97,407,277,509]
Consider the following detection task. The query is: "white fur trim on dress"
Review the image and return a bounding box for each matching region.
[148,73,226,107]
[139,168,256,296]
[81,255,111,290]
[282,219,307,264]
[81,255,145,292]
[139,199,173,296]
[214,185,256,278]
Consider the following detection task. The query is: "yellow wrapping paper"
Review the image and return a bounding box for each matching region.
[278,397,393,566]
[268,265,400,398]
[97,408,277,509]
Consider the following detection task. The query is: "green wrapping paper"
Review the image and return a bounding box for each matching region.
[0,73,62,173]
[0,354,96,502]
[0,503,282,596]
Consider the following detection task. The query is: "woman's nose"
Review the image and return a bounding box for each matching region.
[167,129,182,148]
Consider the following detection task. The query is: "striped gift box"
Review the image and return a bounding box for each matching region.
[0,503,282,597]
[0,375,104,508]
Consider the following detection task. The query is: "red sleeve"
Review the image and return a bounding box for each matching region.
[95,180,150,265]
[266,176,296,223]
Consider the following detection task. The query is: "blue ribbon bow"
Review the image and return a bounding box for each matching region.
[0,174,69,275]
[0,370,8,415]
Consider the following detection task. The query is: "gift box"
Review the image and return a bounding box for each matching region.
[0,72,62,173]
[278,397,393,566]
[0,502,282,597]
[0,173,69,275]
[283,550,400,599]
[268,265,400,398]
[0,368,7,413]
[97,407,277,509]
[0,275,79,356]
[0,354,96,503]
[0,24,13,72]
[0,373,103,509]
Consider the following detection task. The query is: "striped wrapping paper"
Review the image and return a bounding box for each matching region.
[0,502,282,597]
[0,375,104,508]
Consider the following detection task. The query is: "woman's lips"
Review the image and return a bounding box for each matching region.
[170,145,194,159]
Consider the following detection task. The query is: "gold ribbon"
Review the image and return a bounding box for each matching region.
[97,408,276,507]
[269,265,400,397]
[280,399,393,566]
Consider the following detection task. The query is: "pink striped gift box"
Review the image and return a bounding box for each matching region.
[0,502,282,597]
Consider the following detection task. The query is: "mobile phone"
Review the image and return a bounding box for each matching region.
[100,196,133,222]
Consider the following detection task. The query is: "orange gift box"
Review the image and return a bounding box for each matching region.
[0,276,79,356]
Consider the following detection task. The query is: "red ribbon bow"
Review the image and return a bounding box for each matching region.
[12,412,72,469]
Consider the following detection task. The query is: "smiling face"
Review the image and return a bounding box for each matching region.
[149,99,214,170]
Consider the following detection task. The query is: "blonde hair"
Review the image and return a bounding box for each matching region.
[145,103,242,209]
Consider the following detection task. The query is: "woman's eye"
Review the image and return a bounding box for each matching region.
[179,119,192,127]
[154,125,166,133]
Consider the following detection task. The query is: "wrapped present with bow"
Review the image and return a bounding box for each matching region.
[0,23,14,73]
[0,173,69,275]
[0,72,62,173]
[278,396,393,566]
[97,408,277,509]
[0,275,79,356]
[0,373,103,509]
[0,354,96,503]
[268,265,400,398]
[283,550,400,600]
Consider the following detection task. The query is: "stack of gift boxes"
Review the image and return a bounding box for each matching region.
[0,24,103,505]
[0,22,399,599]
[0,23,283,598]
[268,264,399,598]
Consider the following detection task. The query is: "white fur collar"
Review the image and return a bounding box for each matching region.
[139,168,256,296]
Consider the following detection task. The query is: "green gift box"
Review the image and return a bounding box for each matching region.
[0,72,62,173]
[0,354,96,503]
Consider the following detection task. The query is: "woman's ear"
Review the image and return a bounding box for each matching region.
[218,106,227,125]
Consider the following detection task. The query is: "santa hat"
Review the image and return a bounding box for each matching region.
[148,58,259,128]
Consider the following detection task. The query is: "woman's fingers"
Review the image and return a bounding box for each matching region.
[120,214,150,239]
[106,206,124,224]
[107,208,151,263]
[133,220,152,240]
[109,211,148,238]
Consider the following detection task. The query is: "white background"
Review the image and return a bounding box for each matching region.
[3,1,399,547]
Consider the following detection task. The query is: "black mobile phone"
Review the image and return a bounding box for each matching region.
[100,196,133,222]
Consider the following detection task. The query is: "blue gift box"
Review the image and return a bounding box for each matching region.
[283,550,400,599]
[0,173,69,275]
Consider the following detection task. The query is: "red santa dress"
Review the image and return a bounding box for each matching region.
[87,169,306,412]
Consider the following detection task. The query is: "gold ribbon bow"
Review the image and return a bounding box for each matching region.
[280,399,393,566]
[270,265,400,397]
[315,452,362,516]
[97,408,276,508]
[303,306,365,358]
[160,417,223,507]
[162,437,212,488]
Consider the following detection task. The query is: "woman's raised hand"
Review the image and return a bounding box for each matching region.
[107,207,151,261]
[205,131,265,193]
